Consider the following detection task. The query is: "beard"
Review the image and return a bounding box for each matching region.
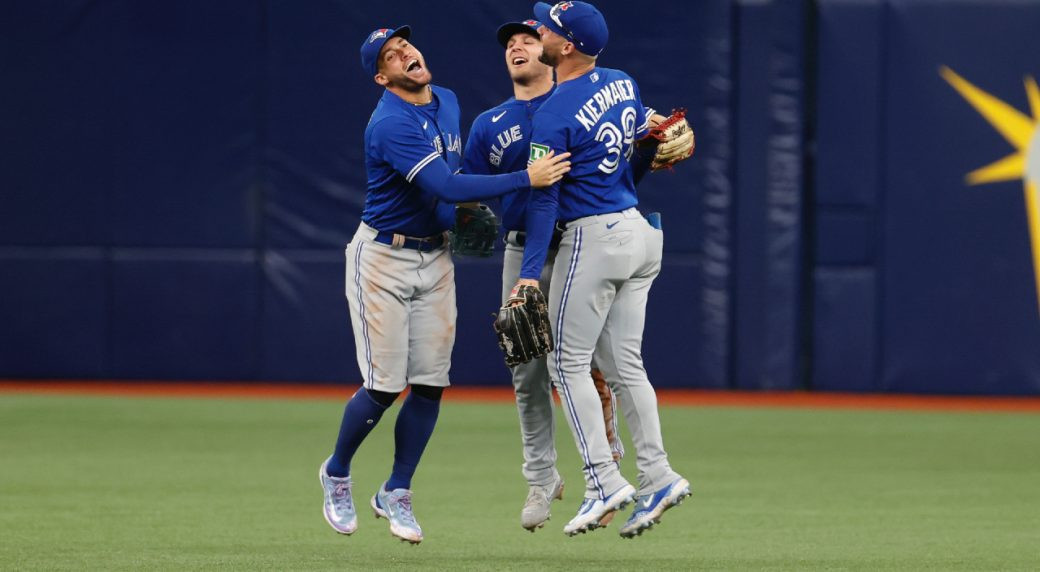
[537,49,559,67]
[389,70,432,92]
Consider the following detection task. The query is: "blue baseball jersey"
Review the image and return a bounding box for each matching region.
[363,86,463,237]
[462,88,556,231]
[520,67,652,279]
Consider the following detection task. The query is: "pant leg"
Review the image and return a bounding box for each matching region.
[345,235,411,393]
[547,226,630,500]
[593,221,680,495]
[405,247,455,388]
[502,243,558,487]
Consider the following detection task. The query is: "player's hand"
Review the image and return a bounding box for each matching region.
[527,150,571,188]
[508,279,540,306]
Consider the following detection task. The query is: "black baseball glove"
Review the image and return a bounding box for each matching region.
[493,284,554,367]
[451,203,499,257]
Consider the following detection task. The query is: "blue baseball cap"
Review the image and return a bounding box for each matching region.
[496,19,543,48]
[533,1,608,56]
[360,25,411,77]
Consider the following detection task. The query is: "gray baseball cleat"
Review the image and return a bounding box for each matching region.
[618,477,691,538]
[372,483,423,544]
[562,483,636,536]
[521,474,565,531]
[319,457,358,535]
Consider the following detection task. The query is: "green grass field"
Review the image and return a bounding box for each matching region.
[1,392,1038,571]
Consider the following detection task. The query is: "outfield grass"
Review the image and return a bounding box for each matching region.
[1,392,1038,571]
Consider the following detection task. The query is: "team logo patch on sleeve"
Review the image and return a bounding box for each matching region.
[529,143,550,165]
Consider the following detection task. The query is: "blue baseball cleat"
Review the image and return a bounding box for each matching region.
[562,483,636,536]
[618,477,691,538]
[372,483,423,544]
[319,457,358,535]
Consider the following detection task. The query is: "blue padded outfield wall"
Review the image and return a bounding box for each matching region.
[812,0,1040,395]
[2,0,1039,394]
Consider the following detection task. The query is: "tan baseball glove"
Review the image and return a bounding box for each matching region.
[644,108,695,171]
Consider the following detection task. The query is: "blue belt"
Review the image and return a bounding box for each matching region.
[373,231,446,252]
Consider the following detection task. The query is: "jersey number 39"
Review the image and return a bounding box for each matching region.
[594,107,637,174]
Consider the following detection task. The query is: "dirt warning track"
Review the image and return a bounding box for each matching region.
[2,380,1039,413]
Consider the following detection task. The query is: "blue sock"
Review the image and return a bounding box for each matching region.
[385,391,441,491]
[326,388,388,478]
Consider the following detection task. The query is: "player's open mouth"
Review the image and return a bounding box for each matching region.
[406,59,422,73]
[511,57,528,66]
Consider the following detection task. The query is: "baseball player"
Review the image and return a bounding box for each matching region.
[319,25,571,545]
[463,18,663,532]
[511,2,691,538]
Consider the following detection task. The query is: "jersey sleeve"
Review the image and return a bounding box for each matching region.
[632,82,650,139]
[370,115,443,183]
[462,115,492,176]
[373,113,528,202]
[519,111,569,280]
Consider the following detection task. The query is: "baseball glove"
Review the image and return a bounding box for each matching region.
[644,108,695,171]
[493,285,554,367]
[591,368,624,462]
[451,203,499,257]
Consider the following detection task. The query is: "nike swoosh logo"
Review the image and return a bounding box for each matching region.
[491,111,508,123]
[606,221,619,229]
[422,121,428,129]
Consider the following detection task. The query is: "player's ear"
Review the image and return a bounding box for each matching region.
[374,72,390,87]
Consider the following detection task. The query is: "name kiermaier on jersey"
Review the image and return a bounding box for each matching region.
[574,78,637,132]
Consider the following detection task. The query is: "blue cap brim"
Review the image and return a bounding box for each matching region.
[382,25,412,51]
[533,3,569,41]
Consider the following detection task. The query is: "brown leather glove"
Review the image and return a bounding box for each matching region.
[591,368,622,462]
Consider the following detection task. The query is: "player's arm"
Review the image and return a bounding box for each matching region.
[631,102,658,185]
[374,116,568,203]
[413,150,569,202]
[518,178,559,282]
[517,114,567,282]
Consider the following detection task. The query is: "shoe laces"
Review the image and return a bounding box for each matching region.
[333,482,354,511]
[525,486,550,507]
[390,492,418,527]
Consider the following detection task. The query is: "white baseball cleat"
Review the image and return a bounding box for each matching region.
[319,457,358,535]
[618,477,691,538]
[372,484,423,544]
[521,474,565,531]
[562,483,636,536]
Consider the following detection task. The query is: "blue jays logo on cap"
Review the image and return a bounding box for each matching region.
[523,19,540,27]
[360,25,411,77]
[551,2,574,20]
[533,1,608,56]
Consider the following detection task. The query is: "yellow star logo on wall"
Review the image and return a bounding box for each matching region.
[941,67,1040,315]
